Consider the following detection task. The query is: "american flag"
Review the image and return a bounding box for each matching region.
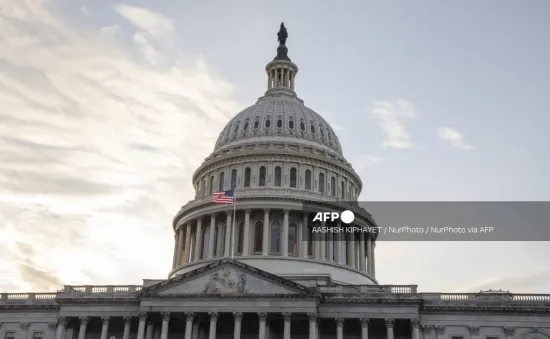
[211,189,235,204]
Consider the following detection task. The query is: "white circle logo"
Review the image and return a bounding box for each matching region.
[340,210,355,224]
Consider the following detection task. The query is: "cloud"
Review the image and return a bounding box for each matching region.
[369,99,415,149]
[0,0,241,291]
[352,155,382,171]
[437,126,473,150]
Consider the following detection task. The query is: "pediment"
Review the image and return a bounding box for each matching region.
[141,260,319,298]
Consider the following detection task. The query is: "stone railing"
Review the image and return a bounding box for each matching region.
[0,293,57,304]
[319,285,418,294]
[58,285,142,296]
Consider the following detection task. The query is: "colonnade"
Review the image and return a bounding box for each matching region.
[172,208,376,277]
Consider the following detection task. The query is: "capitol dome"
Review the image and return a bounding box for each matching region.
[170,24,378,285]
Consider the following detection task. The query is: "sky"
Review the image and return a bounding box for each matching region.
[0,0,549,293]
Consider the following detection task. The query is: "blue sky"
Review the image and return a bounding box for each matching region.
[0,0,549,293]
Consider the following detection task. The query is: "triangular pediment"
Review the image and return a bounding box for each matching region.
[140,259,319,298]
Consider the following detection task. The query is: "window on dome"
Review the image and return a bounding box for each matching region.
[274,166,282,187]
[265,119,271,128]
[218,172,224,191]
[305,170,312,190]
[202,179,206,196]
[289,167,297,188]
[231,169,237,188]
[300,121,305,131]
[320,127,325,138]
[348,185,352,199]
[327,131,332,141]
[340,180,345,199]
[244,167,251,187]
[331,177,336,196]
[237,222,244,255]
[233,122,240,134]
[310,123,316,134]
[209,176,214,194]
[254,221,263,253]
[277,118,282,128]
[288,119,294,129]
[270,221,281,254]
[253,119,260,129]
[289,223,297,256]
[319,173,325,194]
[259,166,266,186]
[243,121,249,131]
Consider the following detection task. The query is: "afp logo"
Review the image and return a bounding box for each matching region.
[312,210,355,224]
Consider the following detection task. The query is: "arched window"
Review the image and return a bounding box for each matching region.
[288,223,297,256]
[300,120,305,131]
[288,119,294,129]
[209,176,214,194]
[277,118,283,128]
[341,181,345,199]
[270,221,281,253]
[259,166,266,186]
[290,167,297,188]
[265,119,271,128]
[348,185,352,200]
[231,169,237,188]
[331,177,336,196]
[218,172,224,191]
[233,122,240,134]
[310,123,316,134]
[253,119,260,129]
[274,166,282,187]
[243,121,249,131]
[202,179,206,196]
[244,167,251,187]
[237,222,244,255]
[254,221,263,253]
[327,131,332,142]
[305,170,312,190]
[320,127,325,138]
[202,228,209,259]
[319,173,325,194]
[197,180,201,196]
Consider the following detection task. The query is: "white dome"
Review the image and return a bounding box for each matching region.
[214,94,344,156]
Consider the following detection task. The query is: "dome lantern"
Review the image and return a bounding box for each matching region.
[265,22,298,93]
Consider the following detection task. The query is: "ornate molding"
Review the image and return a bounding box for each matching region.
[185,312,195,321]
[360,318,369,328]
[468,326,480,335]
[123,316,132,323]
[101,316,110,322]
[20,323,30,330]
[385,318,395,328]
[435,326,446,335]
[48,323,57,330]
[161,312,170,320]
[57,317,67,325]
[233,312,243,321]
[258,312,267,321]
[79,316,89,323]
[138,312,147,320]
[307,313,318,321]
[411,319,420,329]
[422,325,433,334]
[335,318,344,327]
[282,313,292,321]
[202,267,248,295]
[209,312,218,321]
[504,327,516,336]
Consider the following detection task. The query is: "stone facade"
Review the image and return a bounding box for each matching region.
[2,26,550,339]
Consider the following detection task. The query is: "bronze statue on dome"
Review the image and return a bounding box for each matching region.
[277,22,288,45]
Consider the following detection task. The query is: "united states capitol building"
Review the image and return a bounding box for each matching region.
[1,24,549,339]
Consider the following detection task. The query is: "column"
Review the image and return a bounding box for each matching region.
[122,317,131,339]
[315,320,319,339]
[359,232,366,271]
[504,328,516,339]
[336,222,343,264]
[100,317,110,339]
[282,313,291,339]
[422,326,433,339]
[302,214,309,258]
[225,212,232,257]
[217,221,224,256]
[336,318,344,339]
[360,319,369,339]
[468,327,479,339]
[320,222,326,261]
[55,317,66,339]
[233,313,243,339]
[184,313,195,339]
[243,210,251,255]
[78,317,89,339]
[282,209,289,256]
[435,326,445,339]
[372,240,376,276]
[385,319,394,339]
[137,312,147,339]
[160,312,170,339]
[176,226,185,266]
[348,233,356,268]
[194,218,203,260]
[366,234,372,274]
[146,321,154,339]
[184,223,192,263]
[19,323,30,339]
[209,313,218,339]
[258,313,267,339]
[208,214,216,259]
[411,320,420,339]
[314,231,320,261]
[307,314,317,339]
[327,232,334,262]
[48,323,57,339]
[263,209,270,256]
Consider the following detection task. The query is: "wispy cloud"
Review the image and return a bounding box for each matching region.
[352,155,382,171]
[369,99,415,149]
[437,126,473,150]
[0,0,241,291]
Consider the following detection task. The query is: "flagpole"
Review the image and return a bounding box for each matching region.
[230,187,236,259]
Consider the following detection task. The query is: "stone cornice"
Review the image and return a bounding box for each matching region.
[322,298,422,306]
[54,298,139,305]
[422,305,550,314]
[0,304,60,311]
